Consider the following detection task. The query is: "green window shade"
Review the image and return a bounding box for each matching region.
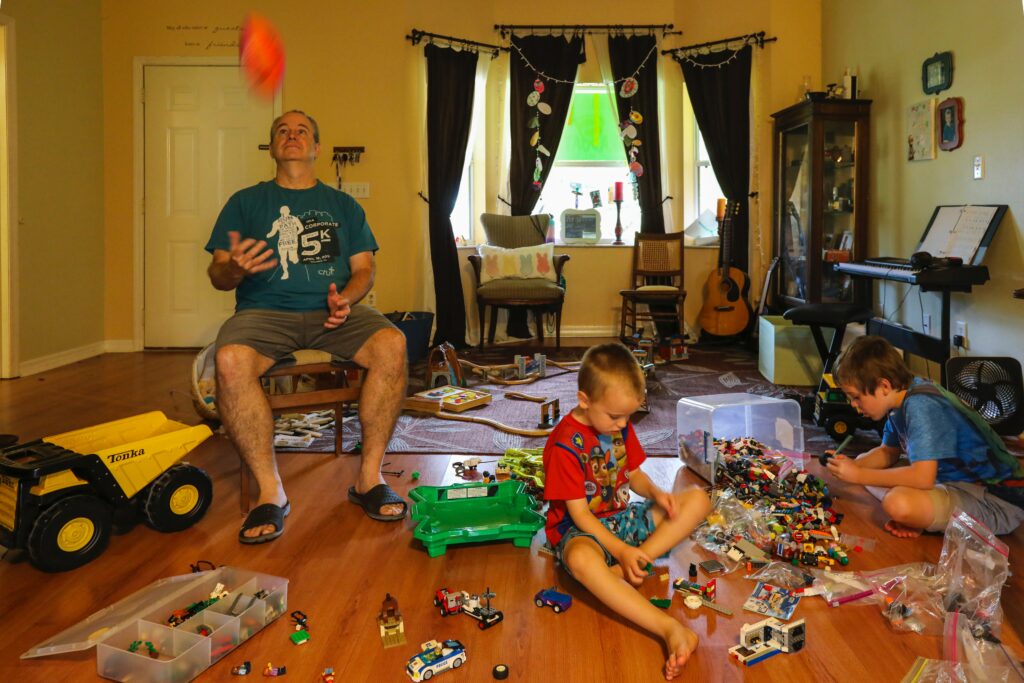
[556,91,626,163]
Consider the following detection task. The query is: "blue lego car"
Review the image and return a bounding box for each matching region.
[534,586,572,613]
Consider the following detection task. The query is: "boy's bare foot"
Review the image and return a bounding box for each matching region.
[663,621,698,680]
[884,519,923,538]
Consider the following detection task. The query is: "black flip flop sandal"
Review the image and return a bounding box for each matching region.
[238,501,291,544]
[348,484,407,521]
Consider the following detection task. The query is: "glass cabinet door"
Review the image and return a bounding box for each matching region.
[779,124,810,302]
[822,119,858,302]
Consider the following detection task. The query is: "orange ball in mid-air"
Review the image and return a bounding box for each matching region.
[240,13,285,99]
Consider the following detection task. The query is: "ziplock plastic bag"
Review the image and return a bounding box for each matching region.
[937,510,1010,634]
[743,561,815,589]
[943,612,1022,682]
[810,568,877,607]
[693,489,772,565]
[901,657,1009,683]
[862,563,947,635]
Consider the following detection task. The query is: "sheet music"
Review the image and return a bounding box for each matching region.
[917,205,999,262]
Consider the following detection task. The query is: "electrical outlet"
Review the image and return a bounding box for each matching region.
[955,320,967,338]
[365,290,377,308]
[973,156,984,179]
[922,314,932,336]
[341,182,371,198]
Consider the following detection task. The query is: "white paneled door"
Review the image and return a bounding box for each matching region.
[144,65,274,347]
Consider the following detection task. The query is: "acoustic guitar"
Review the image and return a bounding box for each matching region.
[698,201,753,338]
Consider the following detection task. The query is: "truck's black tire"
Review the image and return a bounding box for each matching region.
[28,495,113,572]
[143,464,213,532]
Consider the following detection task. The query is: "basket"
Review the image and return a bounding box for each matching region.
[191,343,218,421]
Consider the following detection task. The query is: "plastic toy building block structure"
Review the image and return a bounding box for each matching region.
[0,411,213,572]
[409,481,544,557]
[263,661,287,676]
[21,566,288,682]
[728,617,806,666]
[533,586,572,613]
[378,594,407,649]
[496,448,545,493]
[405,639,466,681]
[434,587,504,629]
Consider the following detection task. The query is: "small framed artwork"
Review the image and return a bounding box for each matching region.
[937,97,964,151]
[922,51,953,95]
[907,99,937,162]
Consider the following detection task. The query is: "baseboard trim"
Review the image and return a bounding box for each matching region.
[558,325,619,337]
[15,338,139,377]
[18,340,108,377]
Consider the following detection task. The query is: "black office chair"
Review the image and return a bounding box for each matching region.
[782,303,881,441]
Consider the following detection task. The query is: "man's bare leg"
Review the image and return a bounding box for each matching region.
[351,327,408,517]
[216,344,285,538]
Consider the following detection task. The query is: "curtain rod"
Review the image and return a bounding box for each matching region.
[494,23,680,38]
[406,29,505,57]
[661,31,777,57]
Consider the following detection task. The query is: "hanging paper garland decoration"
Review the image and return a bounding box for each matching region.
[618,82,645,194]
[527,77,551,189]
[619,76,639,99]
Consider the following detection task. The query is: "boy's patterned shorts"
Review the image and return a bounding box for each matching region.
[554,500,657,576]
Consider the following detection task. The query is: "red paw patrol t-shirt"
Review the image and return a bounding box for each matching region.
[542,412,646,546]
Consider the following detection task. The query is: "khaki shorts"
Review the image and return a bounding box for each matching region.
[924,482,1024,535]
[215,305,397,364]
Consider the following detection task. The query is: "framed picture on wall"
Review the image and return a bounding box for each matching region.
[922,52,954,95]
[937,97,964,151]
[907,99,937,161]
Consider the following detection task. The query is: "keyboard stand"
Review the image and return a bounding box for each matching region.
[867,292,954,386]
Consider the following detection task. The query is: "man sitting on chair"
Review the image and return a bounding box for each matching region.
[206,110,408,544]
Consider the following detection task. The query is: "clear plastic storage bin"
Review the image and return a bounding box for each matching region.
[677,393,804,484]
[22,566,287,682]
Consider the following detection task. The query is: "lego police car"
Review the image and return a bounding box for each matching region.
[406,639,467,681]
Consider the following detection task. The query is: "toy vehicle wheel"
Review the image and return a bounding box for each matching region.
[28,494,113,572]
[493,664,509,680]
[142,464,213,532]
[422,670,433,680]
[535,598,544,608]
[824,416,851,441]
[552,604,562,613]
[453,657,463,668]
[439,606,448,617]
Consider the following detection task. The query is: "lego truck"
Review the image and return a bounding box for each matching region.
[0,411,213,572]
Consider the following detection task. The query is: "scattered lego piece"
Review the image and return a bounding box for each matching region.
[702,598,734,616]
[534,586,572,613]
[321,668,335,682]
[683,595,703,609]
[289,630,309,645]
[411,471,421,480]
[378,593,407,649]
[406,639,466,681]
[650,598,672,609]
[263,662,287,677]
[128,640,159,659]
[728,617,806,666]
[492,663,510,679]
[689,563,698,581]
[434,587,504,629]
[290,610,308,631]
[232,660,252,675]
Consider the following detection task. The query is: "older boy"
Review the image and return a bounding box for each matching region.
[543,343,711,680]
[828,336,1024,537]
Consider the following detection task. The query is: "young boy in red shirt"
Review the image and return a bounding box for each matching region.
[543,343,711,680]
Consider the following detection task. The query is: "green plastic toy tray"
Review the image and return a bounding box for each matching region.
[409,480,544,557]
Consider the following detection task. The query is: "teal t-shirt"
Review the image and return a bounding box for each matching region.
[205,180,378,312]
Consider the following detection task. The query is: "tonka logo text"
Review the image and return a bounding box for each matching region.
[108,449,145,463]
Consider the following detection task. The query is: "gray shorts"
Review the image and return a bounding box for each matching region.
[867,480,1024,535]
[215,305,396,364]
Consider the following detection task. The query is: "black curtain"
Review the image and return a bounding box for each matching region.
[678,45,752,271]
[425,44,478,347]
[509,34,585,215]
[609,34,664,234]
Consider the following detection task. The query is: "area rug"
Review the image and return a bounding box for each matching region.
[285,345,841,457]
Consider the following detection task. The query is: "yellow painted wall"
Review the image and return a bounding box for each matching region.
[822,0,1024,366]
[5,0,105,361]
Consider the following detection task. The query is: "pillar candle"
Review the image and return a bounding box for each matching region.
[614,182,624,202]
[716,198,727,220]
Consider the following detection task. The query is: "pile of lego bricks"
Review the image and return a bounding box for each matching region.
[712,437,854,570]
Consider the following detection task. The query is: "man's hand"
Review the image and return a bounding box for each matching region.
[826,454,862,484]
[652,488,678,519]
[227,230,278,277]
[615,545,652,586]
[325,283,351,329]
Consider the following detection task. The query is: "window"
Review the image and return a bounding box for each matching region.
[450,160,473,245]
[695,124,723,220]
[537,84,640,244]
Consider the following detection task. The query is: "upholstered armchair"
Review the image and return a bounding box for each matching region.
[468,213,570,349]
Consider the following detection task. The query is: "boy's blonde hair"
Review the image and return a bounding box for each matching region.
[834,335,914,394]
[578,343,646,402]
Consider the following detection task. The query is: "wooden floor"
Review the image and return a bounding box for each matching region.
[2,350,1024,682]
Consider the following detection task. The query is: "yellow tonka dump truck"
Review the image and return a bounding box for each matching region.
[0,411,213,572]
